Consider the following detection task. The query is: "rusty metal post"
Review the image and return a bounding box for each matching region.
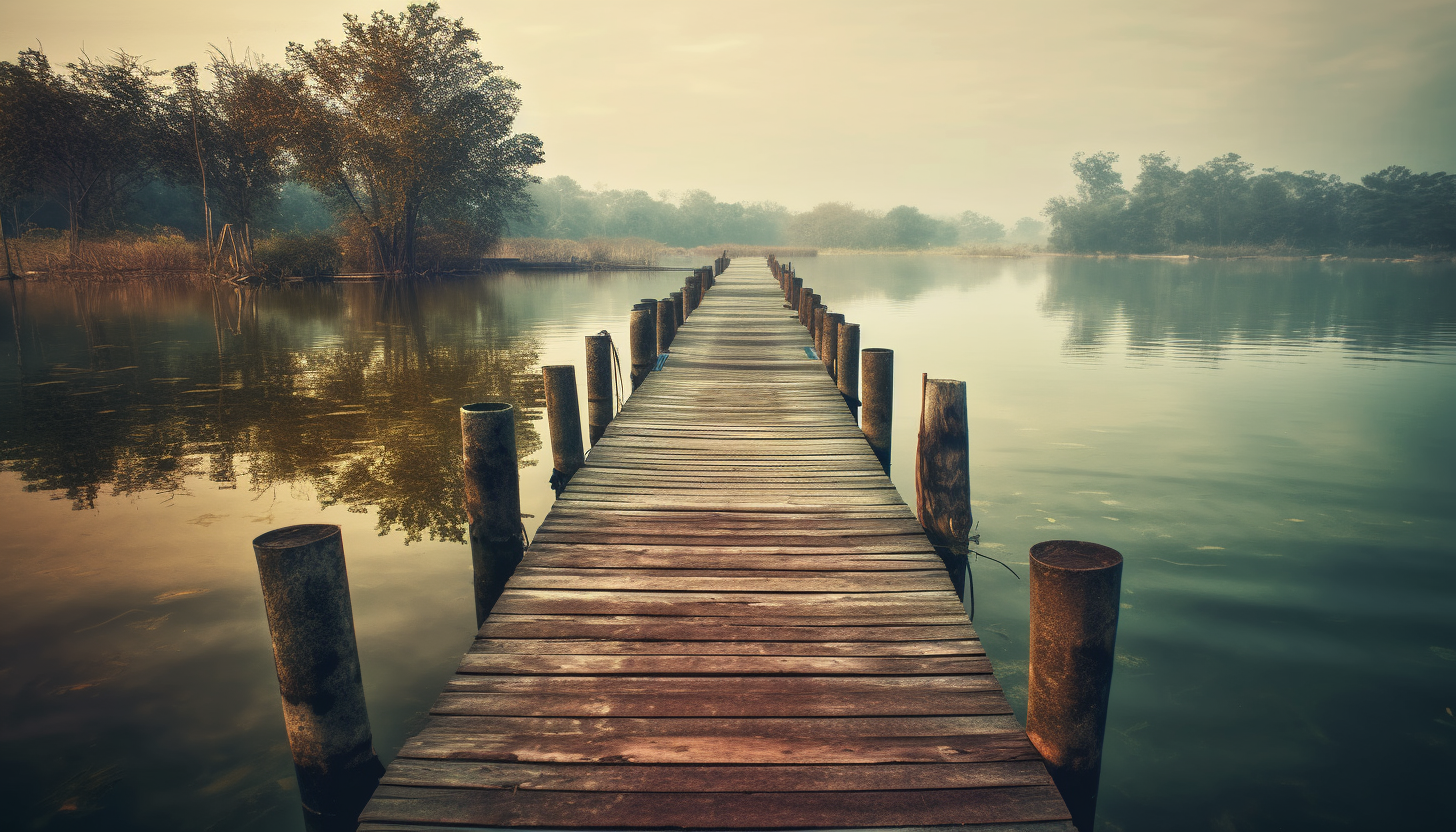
[460,403,523,626]
[915,378,971,600]
[629,308,653,390]
[253,525,383,827]
[542,365,585,494]
[656,299,674,353]
[824,312,844,378]
[1027,540,1124,832]
[861,348,893,474]
[837,322,860,417]
[585,333,613,445]
[671,291,685,328]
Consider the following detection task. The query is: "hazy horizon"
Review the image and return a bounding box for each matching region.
[6,0,1455,224]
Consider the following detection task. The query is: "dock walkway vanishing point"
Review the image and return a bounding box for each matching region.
[360,259,1074,830]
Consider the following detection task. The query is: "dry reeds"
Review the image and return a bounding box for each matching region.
[495,237,666,266]
[13,232,208,278]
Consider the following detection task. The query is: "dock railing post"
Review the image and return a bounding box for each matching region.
[838,322,860,416]
[585,333,613,445]
[861,348,893,473]
[1027,540,1123,832]
[824,312,845,379]
[657,298,674,354]
[629,308,653,390]
[915,377,971,600]
[543,365,585,494]
[685,274,703,315]
[252,524,383,829]
[460,403,524,626]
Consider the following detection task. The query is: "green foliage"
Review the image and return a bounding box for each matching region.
[956,211,1007,243]
[254,232,343,277]
[278,3,543,271]
[1046,150,1456,253]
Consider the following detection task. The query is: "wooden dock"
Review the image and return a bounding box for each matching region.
[360,259,1073,830]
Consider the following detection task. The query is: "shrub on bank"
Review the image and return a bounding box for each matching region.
[254,233,343,277]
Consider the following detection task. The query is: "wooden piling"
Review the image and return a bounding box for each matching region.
[791,277,804,310]
[1027,540,1124,832]
[657,299,675,354]
[628,309,654,390]
[915,378,971,600]
[824,312,844,378]
[252,524,383,826]
[460,403,524,626]
[812,305,827,356]
[585,334,613,446]
[837,322,860,416]
[671,291,685,327]
[797,288,812,324]
[861,347,894,474]
[542,365,585,493]
[686,274,703,315]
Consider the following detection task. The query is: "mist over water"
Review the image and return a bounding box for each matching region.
[2,257,1454,830]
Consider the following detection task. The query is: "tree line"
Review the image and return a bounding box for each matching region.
[0,3,542,273]
[1045,151,1456,254]
[511,175,1044,250]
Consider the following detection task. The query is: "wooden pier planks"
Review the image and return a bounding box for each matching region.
[360,260,1072,831]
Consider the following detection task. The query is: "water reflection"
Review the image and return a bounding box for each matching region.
[1,279,545,543]
[1038,258,1456,362]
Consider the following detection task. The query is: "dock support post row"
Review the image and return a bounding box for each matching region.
[1028,540,1124,832]
[253,524,384,830]
[543,364,585,494]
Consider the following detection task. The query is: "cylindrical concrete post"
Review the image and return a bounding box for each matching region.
[253,525,383,826]
[1027,540,1124,832]
[915,378,971,600]
[862,348,893,474]
[657,299,674,354]
[542,364,585,493]
[837,322,860,415]
[585,334,613,445]
[824,312,844,378]
[629,309,654,390]
[671,291,685,327]
[460,403,523,626]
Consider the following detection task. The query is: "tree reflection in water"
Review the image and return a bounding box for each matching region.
[0,277,544,543]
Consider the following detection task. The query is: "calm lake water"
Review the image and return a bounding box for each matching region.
[1,255,1453,831]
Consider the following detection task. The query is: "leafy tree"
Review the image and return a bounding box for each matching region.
[279,3,543,271]
[956,211,1005,244]
[1124,152,1187,251]
[1352,166,1456,249]
[0,48,166,259]
[1182,153,1253,246]
[1045,151,1129,252]
[165,51,292,252]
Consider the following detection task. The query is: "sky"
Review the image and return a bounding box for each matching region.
[5,0,1455,223]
